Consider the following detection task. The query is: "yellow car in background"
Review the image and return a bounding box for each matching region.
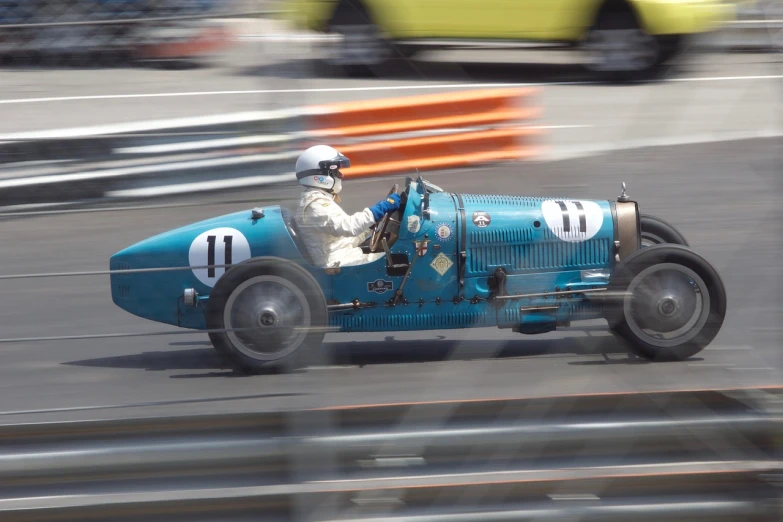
[283,0,735,80]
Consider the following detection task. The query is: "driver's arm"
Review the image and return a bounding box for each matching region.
[307,200,376,238]
[354,228,372,245]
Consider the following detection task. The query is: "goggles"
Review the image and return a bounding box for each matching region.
[319,155,351,178]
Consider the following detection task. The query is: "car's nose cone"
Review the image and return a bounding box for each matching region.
[109,233,193,326]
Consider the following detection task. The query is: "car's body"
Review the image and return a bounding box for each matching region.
[112,179,622,334]
[286,0,731,41]
[110,177,727,371]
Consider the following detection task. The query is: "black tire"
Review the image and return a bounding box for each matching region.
[656,35,684,65]
[640,214,689,247]
[321,0,391,77]
[206,257,328,374]
[605,244,726,361]
[581,4,663,82]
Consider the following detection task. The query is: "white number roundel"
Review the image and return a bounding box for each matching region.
[188,227,251,287]
[541,200,603,242]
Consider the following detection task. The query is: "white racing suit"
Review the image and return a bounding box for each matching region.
[295,188,384,268]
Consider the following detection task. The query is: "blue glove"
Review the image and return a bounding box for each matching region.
[369,193,401,221]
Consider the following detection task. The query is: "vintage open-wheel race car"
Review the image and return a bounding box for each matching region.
[110,176,726,373]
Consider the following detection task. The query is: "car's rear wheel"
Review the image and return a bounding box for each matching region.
[581,6,662,81]
[206,258,328,374]
[640,214,689,247]
[605,244,726,361]
[322,0,391,77]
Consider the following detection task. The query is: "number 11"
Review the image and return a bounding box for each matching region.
[206,235,233,277]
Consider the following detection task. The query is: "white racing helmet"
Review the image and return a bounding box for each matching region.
[295,145,351,193]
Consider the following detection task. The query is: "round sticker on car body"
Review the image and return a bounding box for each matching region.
[189,227,252,287]
[435,222,453,242]
[541,200,603,242]
[472,211,491,228]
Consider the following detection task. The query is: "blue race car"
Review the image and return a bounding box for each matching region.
[110,176,726,373]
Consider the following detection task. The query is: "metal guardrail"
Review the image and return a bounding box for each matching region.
[0,109,307,208]
[0,89,540,210]
[1,387,781,521]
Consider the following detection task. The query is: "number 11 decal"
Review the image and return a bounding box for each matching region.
[206,235,234,277]
[541,200,604,243]
[554,200,586,234]
[189,228,252,287]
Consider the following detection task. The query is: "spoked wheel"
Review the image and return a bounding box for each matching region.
[640,214,689,247]
[581,9,662,81]
[206,258,328,374]
[606,244,726,361]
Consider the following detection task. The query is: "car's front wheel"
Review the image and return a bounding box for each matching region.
[605,244,726,361]
[581,8,662,81]
[206,258,328,374]
[640,214,689,247]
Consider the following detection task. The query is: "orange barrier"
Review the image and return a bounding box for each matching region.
[305,88,541,178]
[340,128,541,178]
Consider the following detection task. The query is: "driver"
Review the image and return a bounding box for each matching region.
[294,145,401,268]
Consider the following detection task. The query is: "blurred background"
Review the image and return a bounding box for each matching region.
[0,0,781,520]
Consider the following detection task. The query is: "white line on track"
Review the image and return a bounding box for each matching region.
[0,83,589,106]
[708,345,754,351]
[1,75,781,106]
[687,363,734,367]
[305,365,360,371]
[0,393,292,417]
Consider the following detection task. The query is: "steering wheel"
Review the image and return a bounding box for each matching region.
[370,183,400,253]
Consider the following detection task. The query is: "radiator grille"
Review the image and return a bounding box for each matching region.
[462,195,547,207]
[468,238,611,274]
[469,228,534,245]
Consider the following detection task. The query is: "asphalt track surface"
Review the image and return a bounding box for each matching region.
[0,138,780,424]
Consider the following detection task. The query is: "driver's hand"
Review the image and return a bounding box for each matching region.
[369,193,401,221]
[385,193,401,209]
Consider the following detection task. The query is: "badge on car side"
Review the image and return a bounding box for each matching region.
[430,253,453,276]
[367,279,393,294]
[414,238,431,257]
[435,222,453,241]
[472,211,491,228]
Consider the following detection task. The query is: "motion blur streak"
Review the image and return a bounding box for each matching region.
[0,0,781,521]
